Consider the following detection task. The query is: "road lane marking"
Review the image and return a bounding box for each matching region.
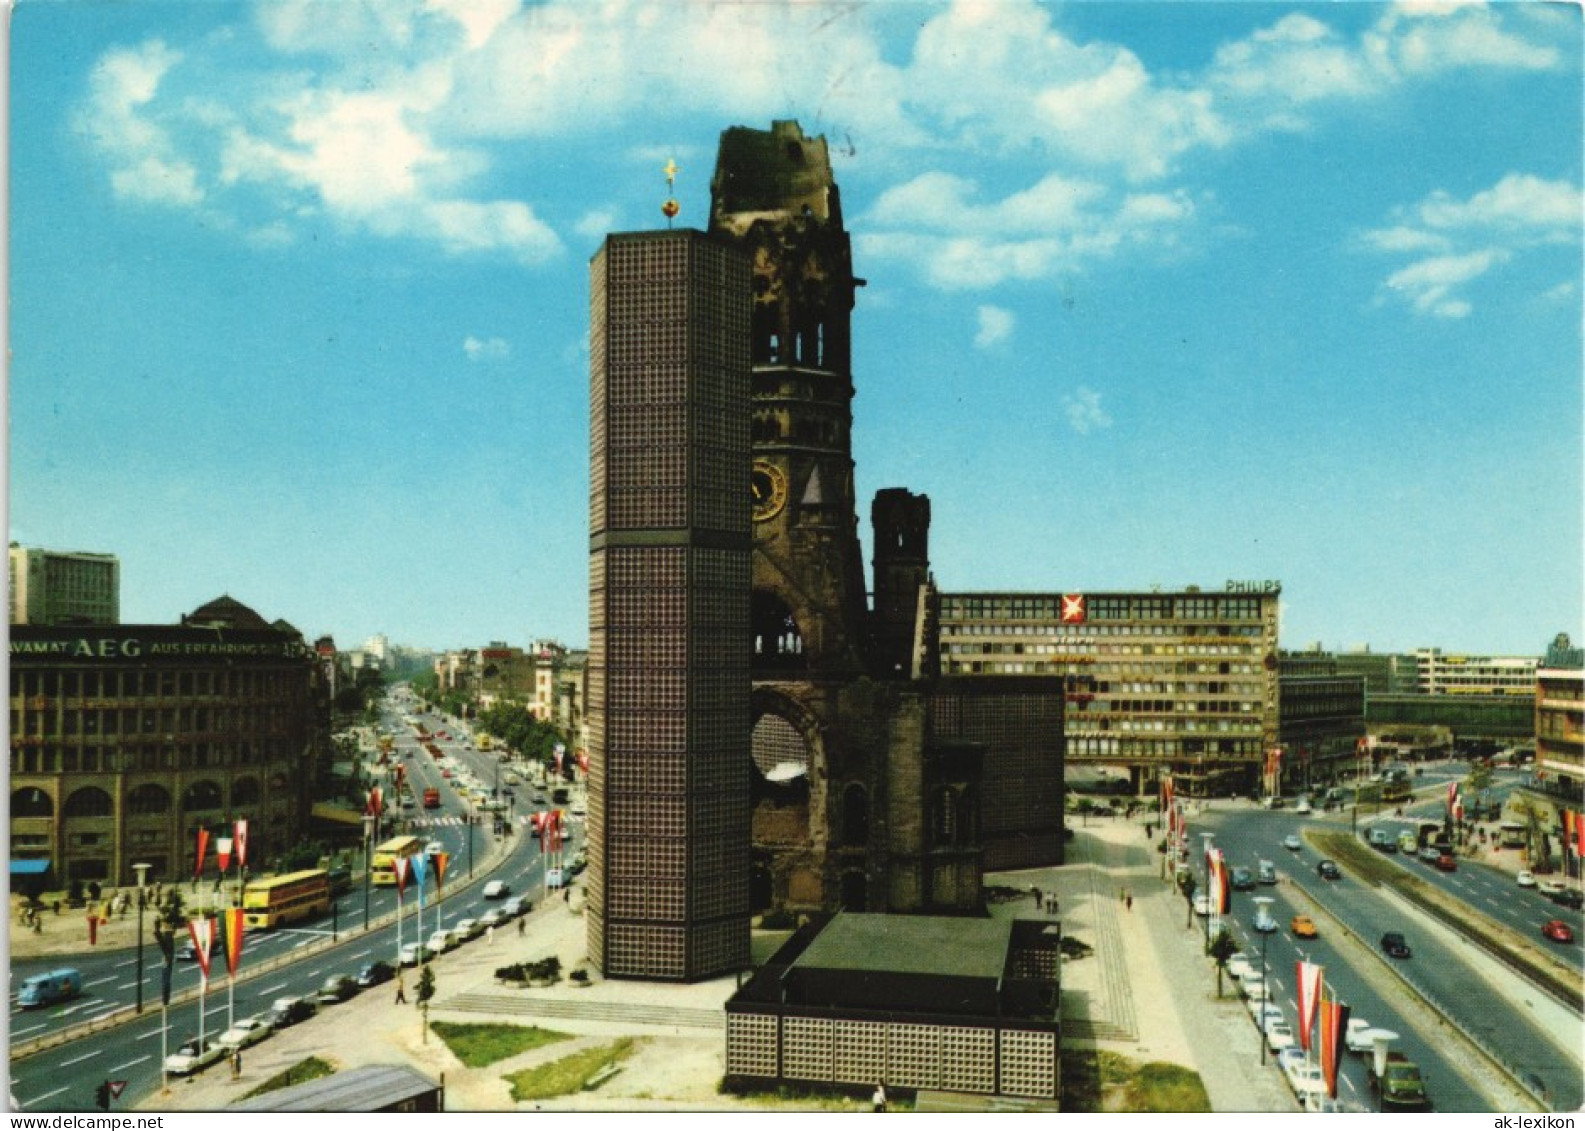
[110,1055,151,1073]
[23,1086,70,1105]
[257,982,288,996]
[61,1048,103,1067]
[137,1029,163,1041]
[85,975,118,987]
[11,1023,47,1037]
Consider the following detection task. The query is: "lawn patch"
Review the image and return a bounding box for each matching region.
[431,1021,573,1068]
[241,1056,336,1099]
[505,1037,637,1101]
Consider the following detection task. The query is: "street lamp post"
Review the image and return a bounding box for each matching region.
[132,863,150,1014]
[362,813,375,933]
[1254,896,1273,1066]
[467,809,475,878]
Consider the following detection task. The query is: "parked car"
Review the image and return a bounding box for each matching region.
[398,942,435,966]
[268,996,317,1028]
[1264,1019,1296,1053]
[546,867,565,889]
[1257,860,1278,885]
[1248,999,1284,1026]
[176,941,200,961]
[426,929,456,954]
[1239,973,1266,1002]
[355,960,396,987]
[479,908,507,930]
[453,917,482,941]
[217,1015,274,1052]
[1316,860,1341,881]
[1282,834,1302,851]
[1253,909,1278,934]
[1541,919,1576,944]
[164,1037,225,1076]
[1380,931,1412,959]
[1225,953,1253,980]
[1192,893,1212,917]
[502,896,530,918]
[483,880,511,900]
[315,974,359,1004]
[1516,870,1537,887]
[1537,879,1566,897]
[1290,914,1319,939]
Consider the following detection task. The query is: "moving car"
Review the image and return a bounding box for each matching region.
[1434,853,1457,872]
[1290,914,1319,939]
[1282,834,1302,851]
[1316,860,1341,880]
[355,960,396,987]
[1516,870,1537,887]
[217,1015,274,1052]
[1418,846,1441,863]
[1380,931,1412,959]
[1257,860,1278,885]
[483,880,511,899]
[164,1037,225,1076]
[1537,879,1566,897]
[17,968,82,1009]
[1253,909,1278,934]
[1230,866,1255,891]
[316,974,359,1004]
[1541,919,1575,943]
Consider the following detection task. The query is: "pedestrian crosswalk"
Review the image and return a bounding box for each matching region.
[407,813,535,829]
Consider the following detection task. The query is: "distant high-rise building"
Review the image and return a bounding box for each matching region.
[1413,648,1539,696]
[9,544,120,626]
[587,228,753,981]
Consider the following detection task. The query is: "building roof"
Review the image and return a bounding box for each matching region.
[227,1064,438,1111]
[183,594,272,631]
[789,912,1012,981]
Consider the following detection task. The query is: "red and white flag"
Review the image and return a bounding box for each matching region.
[234,819,249,868]
[1447,781,1459,814]
[1296,960,1323,1053]
[394,856,410,897]
[188,917,216,981]
[193,828,210,881]
[216,837,233,873]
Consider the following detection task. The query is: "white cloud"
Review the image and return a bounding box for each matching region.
[77,40,205,207]
[1063,387,1113,435]
[974,306,1014,349]
[1362,173,1579,316]
[575,210,618,240]
[464,336,510,361]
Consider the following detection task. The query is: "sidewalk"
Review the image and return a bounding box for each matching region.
[991,813,1297,1113]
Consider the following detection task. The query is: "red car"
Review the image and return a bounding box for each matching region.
[1435,854,1457,872]
[1542,919,1575,944]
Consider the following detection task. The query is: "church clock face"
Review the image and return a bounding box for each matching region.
[751,461,788,522]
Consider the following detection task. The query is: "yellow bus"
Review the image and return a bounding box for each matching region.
[241,870,332,929]
[371,835,423,886]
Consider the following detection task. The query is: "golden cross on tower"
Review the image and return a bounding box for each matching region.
[662,159,680,226]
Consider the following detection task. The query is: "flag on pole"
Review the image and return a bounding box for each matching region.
[1320,997,1350,1099]
[412,850,429,892]
[394,856,410,897]
[1447,780,1459,814]
[1296,960,1323,1053]
[155,925,175,1005]
[216,838,233,873]
[433,852,449,889]
[1215,849,1231,913]
[188,917,216,981]
[193,827,211,881]
[224,908,245,977]
[234,819,249,868]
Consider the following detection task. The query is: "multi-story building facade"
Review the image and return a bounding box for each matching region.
[1332,648,1420,696]
[8,596,330,886]
[1414,648,1539,696]
[1529,634,1583,826]
[587,227,754,980]
[9,544,120,626]
[938,587,1280,797]
[1277,653,1366,792]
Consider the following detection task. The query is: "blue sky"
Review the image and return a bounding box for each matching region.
[8,0,1581,657]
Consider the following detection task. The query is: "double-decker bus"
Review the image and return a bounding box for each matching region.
[241,870,332,929]
[371,835,423,886]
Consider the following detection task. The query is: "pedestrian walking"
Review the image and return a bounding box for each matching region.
[487,925,495,945]
[1031,885,1042,908]
[231,1049,242,1079]
[395,971,407,1004]
[1125,892,1133,912]
[872,1083,887,1112]
[517,917,526,938]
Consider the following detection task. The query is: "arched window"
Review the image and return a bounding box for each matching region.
[232,778,261,807]
[127,784,171,815]
[11,788,53,819]
[841,783,869,846]
[752,592,806,672]
[64,787,114,818]
[182,781,224,812]
[751,714,810,781]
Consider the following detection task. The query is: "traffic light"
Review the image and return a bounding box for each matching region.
[95,1082,110,1111]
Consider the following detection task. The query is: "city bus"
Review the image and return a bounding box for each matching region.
[241,870,332,929]
[371,835,424,886]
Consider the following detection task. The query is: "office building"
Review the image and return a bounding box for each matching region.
[9,544,120,626]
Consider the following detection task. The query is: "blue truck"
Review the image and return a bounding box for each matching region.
[17,968,82,1008]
